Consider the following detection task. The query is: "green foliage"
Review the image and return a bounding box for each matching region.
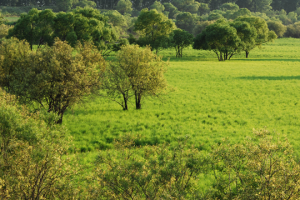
[72,0,96,8]
[176,12,199,33]
[234,16,277,57]
[134,8,176,53]
[150,1,165,13]
[163,2,179,19]
[193,19,241,61]
[193,20,215,37]
[171,29,194,58]
[285,22,300,38]
[103,44,168,110]
[0,24,10,39]
[8,7,119,54]
[0,89,80,199]
[267,20,287,37]
[220,2,239,11]
[7,8,55,49]
[0,38,106,123]
[91,134,208,199]
[116,0,133,15]
[208,129,300,199]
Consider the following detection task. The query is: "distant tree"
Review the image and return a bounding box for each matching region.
[9,7,119,55]
[193,20,215,36]
[176,12,199,34]
[0,38,106,124]
[267,20,287,37]
[72,0,96,8]
[163,2,179,18]
[7,8,56,50]
[230,20,257,59]
[115,45,168,109]
[220,2,239,11]
[134,9,176,53]
[235,16,277,58]
[198,3,210,15]
[116,0,133,15]
[231,8,251,19]
[285,22,300,38]
[171,29,194,58]
[150,1,165,13]
[208,12,224,21]
[56,0,73,12]
[193,19,241,61]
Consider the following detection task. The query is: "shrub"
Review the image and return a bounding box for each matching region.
[0,89,81,199]
[207,129,300,199]
[90,134,209,199]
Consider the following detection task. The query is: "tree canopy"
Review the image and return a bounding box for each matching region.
[0,38,105,123]
[134,8,176,53]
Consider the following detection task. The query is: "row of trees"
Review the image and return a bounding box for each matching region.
[193,16,277,61]
[7,7,119,54]
[1,0,299,13]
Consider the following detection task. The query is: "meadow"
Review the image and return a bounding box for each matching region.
[64,38,300,164]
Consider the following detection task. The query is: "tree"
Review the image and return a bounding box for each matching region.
[116,0,133,15]
[235,16,277,58]
[134,9,176,53]
[267,20,287,37]
[176,12,199,34]
[0,38,106,124]
[8,7,119,55]
[220,2,239,11]
[171,29,194,58]
[7,8,56,50]
[101,62,133,110]
[193,19,241,61]
[230,20,257,59]
[163,2,179,19]
[150,1,165,13]
[115,45,168,110]
[198,3,210,15]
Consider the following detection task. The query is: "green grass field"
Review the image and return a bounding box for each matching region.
[4,16,19,22]
[64,38,300,164]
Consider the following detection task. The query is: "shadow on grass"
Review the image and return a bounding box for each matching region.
[162,56,217,62]
[238,76,300,80]
[234,58,300,62]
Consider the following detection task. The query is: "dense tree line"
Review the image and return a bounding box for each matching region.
[1,0,300,13]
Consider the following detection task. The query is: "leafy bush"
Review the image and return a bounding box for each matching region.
[90,134,209,199]
[207,129,300,199]
[0,89,81,199]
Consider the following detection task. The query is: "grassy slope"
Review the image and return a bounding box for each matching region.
[64,38,300,161]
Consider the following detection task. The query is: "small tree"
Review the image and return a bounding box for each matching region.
[0,38,105,124]
[111,45,168,110]
[171,29,194,58]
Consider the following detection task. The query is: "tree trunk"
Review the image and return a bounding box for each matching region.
[135,92,142,109]
[123,95,128,110]
[246,51,249,58]
[219,52,223,61]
